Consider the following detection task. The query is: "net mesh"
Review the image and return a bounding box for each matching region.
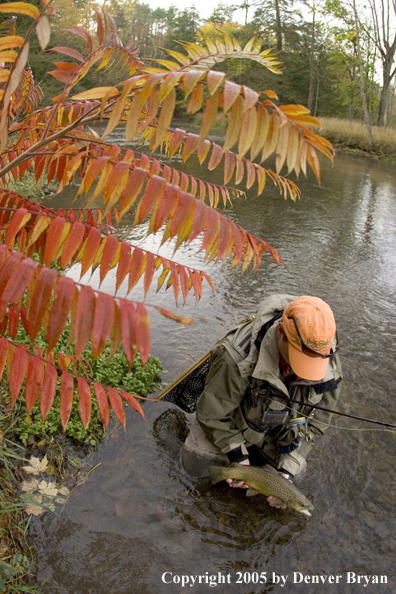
[161,356,211,413]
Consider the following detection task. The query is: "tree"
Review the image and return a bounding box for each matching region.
[0,1,333,433]
[366,0,396,126]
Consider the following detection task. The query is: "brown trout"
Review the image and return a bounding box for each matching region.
[209,463,314,516]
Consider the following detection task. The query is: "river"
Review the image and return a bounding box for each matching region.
[29,146,396,593]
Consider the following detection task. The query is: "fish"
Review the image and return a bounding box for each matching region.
[209,462,314,517]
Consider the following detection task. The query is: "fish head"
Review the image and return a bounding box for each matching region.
[288,499,314,516]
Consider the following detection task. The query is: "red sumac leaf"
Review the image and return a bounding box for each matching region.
[136,303,150,366]
[119,299,138,366]
[9,346,29,407]
[47,276,76,351]
[116,242,132,293]
[121,391,145,420]
[40,363,58,422]
[99,234,119,287]
[77,376,91,430]
[25,356,44,415]
[0,258,38,321]
[94,382,109,430]
[8,305,19,339]
[60,370,74,431]
[28,267,57,342]
[92,292,115,358]
[75,285,96,358]
[107,386,126,429]
[0,337,9,383]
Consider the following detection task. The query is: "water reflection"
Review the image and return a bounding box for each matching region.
[31,151,396,593]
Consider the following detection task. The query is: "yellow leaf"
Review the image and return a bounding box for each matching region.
[286,126,299,174]
[153,87,176,150]
[275,123,289,173]
[279,104,310,116]
[27,215,51,248]
[103,95,127,138]
[261,113,280,163]
[223,96,244,153]
[0,35,24,49]
[250,105,270,161]
[0,50,17,63]
[0,2,40,19]
[199,89,220,145]
[238,107,258,158]
[125,89,143,143]
[71,87,120,100]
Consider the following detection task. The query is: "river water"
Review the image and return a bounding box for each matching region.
[29,147,396,593]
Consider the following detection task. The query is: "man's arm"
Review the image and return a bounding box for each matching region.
[196,344,250,456]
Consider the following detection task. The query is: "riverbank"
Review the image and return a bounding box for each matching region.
[319,117,396,163]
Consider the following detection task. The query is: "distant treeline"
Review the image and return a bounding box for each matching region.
[5,0,395,127]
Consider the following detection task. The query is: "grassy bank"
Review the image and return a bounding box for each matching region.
[320,117,396,161]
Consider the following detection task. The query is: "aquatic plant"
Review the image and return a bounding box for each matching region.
[0,1,333,431]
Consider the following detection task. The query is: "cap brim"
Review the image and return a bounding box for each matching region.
[288,343,329,381]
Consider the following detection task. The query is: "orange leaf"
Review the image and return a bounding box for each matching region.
[4,208,31,247]
[94,382,109,429]
[60,221,86,268]
[25,356,44,415]
[107,386,126,429]
[0,258,38,321]
[116,242,132,293]
[121,390,145,419]
[154,306,193,325]
[99,234,119,287]
[224,151,236,185]
[92,292,115,358]
[46,276,76,350]
[119,167,148,220]
[80,226,102,279]
[75,285,96,359]
[134,175,167,225]
[28,268,57,342]
[40,363,58,422]
[143,252,156,299]
[77,377,91,430]
[60,370,74,431]
[44,216,65,267]
[127,247,145,294]
[208,144,223,171]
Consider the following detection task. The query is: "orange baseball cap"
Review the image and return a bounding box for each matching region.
[282,296,337,381]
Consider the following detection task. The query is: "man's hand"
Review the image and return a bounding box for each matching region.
[226,458,250,489]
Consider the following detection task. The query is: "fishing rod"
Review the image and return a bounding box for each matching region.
[253,389,396,429]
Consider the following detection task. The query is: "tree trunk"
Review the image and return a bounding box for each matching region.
[352,0,374,150]
[378,58,394,126]
[308,6,316,112]
[274,0,282,52]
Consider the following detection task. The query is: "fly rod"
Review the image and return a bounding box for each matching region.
[253,389,396,429]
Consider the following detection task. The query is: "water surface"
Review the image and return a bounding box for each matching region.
[31,149,396,593]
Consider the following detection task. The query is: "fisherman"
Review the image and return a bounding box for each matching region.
[179,294,342,508]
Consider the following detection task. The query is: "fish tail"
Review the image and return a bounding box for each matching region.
[209,466,227,485]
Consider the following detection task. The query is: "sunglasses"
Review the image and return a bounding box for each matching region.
[288,316,339,358]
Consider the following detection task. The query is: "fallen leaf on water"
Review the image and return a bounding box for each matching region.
[38,480,58,497]
[25,495,44,516]
[20,479,39,494]
[58,486,70,496]
[22,455,48,475]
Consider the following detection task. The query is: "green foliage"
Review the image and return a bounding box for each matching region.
[9,321,164,446]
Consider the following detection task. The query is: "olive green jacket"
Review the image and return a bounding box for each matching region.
[196,294,343,476]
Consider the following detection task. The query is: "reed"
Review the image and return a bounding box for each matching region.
[319,117,396,160]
